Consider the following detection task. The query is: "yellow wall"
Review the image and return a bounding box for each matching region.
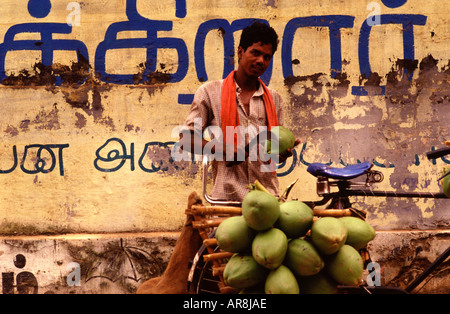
[0,0,448,235]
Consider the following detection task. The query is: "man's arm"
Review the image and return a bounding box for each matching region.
[179,130,250,166]
[179,130,211,155]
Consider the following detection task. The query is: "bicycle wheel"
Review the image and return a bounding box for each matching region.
[196,258,222,294]
[189,244,222,294]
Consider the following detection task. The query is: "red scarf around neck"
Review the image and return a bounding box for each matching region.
[221,70,279,146]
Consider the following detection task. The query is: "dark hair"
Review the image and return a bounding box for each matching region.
[239,21,279,54]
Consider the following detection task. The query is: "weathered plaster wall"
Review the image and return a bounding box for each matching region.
[0,0,448,293]
[0,0,448,234]
[0,232,178,294]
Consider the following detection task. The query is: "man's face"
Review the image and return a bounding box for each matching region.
[238,42,273,79]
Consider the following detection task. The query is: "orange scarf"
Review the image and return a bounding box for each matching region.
[221,70,279,146]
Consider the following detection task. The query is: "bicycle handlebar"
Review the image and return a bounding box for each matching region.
[426,147,450,160]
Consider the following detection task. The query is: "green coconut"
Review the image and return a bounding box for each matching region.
[223,254,268,289]
[276,200,314,238]
[265,265,299,294]
[297,271,339,294]
[284,238,324,276]
[325,245,364,286]
[242,190,280,231]
[215,215,256,253]
[252,228,288,270]
[339,216,375,250]
[311,217,347,255]
[265,126,296,155]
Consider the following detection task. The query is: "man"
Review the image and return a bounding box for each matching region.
[180,21,298,201]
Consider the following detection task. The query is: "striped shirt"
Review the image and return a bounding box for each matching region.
[183,78,284,201]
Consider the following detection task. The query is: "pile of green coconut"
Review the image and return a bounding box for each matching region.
[215,183,376,294]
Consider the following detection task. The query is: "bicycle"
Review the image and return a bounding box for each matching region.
[302,145,450,294]
[187,145,450,294]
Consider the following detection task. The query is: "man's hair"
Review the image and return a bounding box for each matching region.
[239,21,279,54]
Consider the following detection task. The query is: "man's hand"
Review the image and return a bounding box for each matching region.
[278,139,301,163]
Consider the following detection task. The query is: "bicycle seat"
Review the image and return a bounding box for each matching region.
[307,162,373,180]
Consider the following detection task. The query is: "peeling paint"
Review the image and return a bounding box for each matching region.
[132,62,172,85]
[282,53,449,230]
[1,53,90,86]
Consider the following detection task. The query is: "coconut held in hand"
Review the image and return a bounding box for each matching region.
[265,126,296,155]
